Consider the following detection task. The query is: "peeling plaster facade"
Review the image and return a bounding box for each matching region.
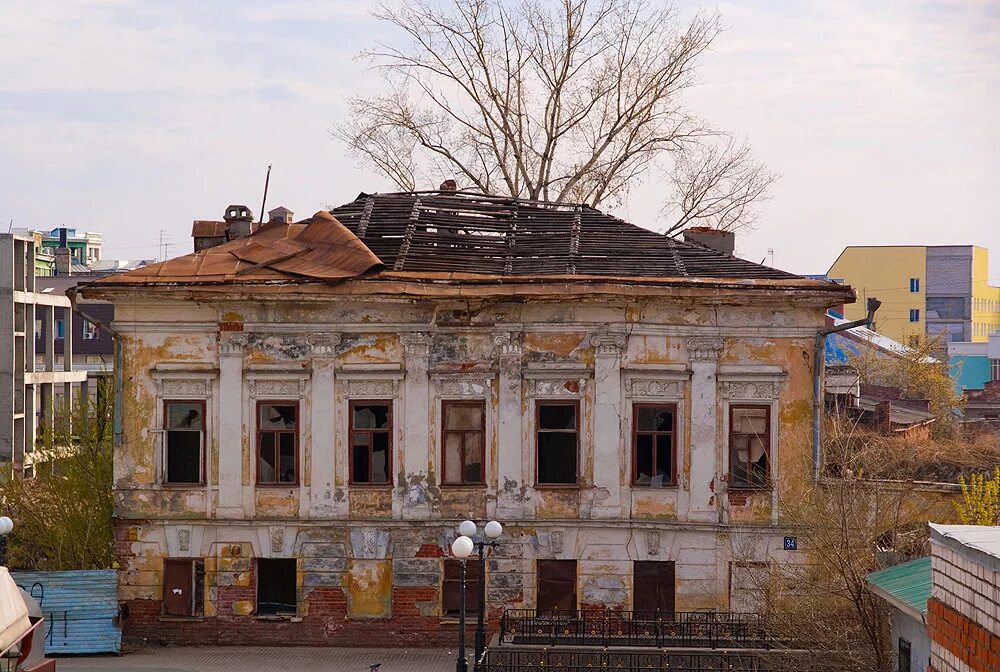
[92,277,849,646]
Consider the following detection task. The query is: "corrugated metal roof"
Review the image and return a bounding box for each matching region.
[866,557,931,618]
[11,569,121,654]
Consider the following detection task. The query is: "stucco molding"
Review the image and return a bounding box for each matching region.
[645,530,661,556]
[219,332,251,357]
[346,378,398,398]
[721,381,781,400]
[531,378,586,397]
[492,331,523,359]
[307,333,342,357]
[627,379,683,399]
[590,331,628,357]
[401,332,432,357]
[435,377,492,397]
[686,336,724,362]
[248,377,307,397]
[156,377,212,397]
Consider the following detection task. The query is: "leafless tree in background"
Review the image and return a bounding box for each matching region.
[335,0,776,233]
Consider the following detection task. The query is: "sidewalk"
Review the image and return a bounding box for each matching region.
[56,646,457,672]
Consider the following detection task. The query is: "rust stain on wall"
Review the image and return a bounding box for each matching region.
[535,489,579,518]
[349,488,393,518]
[345,559,392,618]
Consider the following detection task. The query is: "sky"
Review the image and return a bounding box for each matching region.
[1,0,998,276]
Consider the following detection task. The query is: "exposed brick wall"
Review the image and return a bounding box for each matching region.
[927,597,1000,672]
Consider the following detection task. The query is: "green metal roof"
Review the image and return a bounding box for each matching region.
[866,557,932,618]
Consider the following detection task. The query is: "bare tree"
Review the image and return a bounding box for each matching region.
[336,0,774,232]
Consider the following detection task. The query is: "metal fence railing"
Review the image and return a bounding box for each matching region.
[479,648,766,671]
[498,609,774,649]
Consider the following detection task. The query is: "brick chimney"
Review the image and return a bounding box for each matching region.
[55,227,72,276]
[682,227,735,256]
[268,206,294,224]
[224,204,255,239]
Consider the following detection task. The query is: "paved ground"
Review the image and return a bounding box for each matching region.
[56,646,458,672]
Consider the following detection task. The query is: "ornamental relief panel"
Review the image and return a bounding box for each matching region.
[721,381,781,400]
[532,378,585,397]
[627,379,683,399]
[157,378,212,397]
[436,378,491,397]
[346,378,398,397]
[248,378,307,397]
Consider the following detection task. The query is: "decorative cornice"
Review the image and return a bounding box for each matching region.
[307,333,342,357]
[590,331,628,357]
[492,331,523,358]
[402,332,432,357]
[686,336,723,362]
[721,381,781,400]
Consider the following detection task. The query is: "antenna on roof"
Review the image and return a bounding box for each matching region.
[258,164,272,223]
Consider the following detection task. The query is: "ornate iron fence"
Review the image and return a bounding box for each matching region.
[479,648,766,671]
[498,609,773,649]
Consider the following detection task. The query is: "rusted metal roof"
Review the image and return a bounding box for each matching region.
[331,191,798,279]
[191,220,228,238]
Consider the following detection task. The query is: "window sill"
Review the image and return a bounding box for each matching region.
[256,614,301,622]
[159,483,207,489]
[349,483,394,489]
[440,483,488,489]
[534,483,581,489]
[255,483,300,488]
[728,485,772,493]
[631,483,680,489]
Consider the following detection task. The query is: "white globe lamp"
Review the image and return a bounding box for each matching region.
[452,535,474,559]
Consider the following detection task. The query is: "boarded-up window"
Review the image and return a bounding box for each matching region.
[537,559,576,613]
[350,401,392,484]
[536,402,578,485]
[162,558,205,617]
[442,401,486,485]
[257,558,297,616]
[257,402,298,485]
[441,559,482,617]
[633,561,675,616]
[729,405,770,489]
[164,401,204,484]
[729,562,768,614]
[632,404,676,486]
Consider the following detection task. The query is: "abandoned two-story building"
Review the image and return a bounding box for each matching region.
[82,191,854,646]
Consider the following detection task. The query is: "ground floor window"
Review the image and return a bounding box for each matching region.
[441,559,482,617]
[162,558,205,617]
[257,558,297,616]
[633,560,675,616]
[537,559,576,613]
[897,638,911,672]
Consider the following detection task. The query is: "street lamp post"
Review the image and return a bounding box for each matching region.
[0,516,13,567]
[451,534,475,672]
[458,519,503,671]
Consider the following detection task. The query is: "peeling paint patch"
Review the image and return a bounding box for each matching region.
[345,559,392,618]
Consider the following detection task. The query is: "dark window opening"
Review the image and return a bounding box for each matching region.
[537,559,576,613]
[163,558,205,617]
[442,401,485,485]
[442,559,482,617]
[729,405,770,489]
[257,558,297,616]
[351,401,392,484]
[632,404,676,486]
[164,401,204,484]
[633,561,675,617]
[257,402,298,485]
[536,401,578,484]
[909,308,920,322]
[909,277,919,293]
[897,637,911,672]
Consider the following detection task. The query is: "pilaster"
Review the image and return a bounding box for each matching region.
[307,333,341,518]
[589,330,627,519]
[217,333,248,518]
[686,336,724,523]
[400,332,432,519]
[494,331,525,518]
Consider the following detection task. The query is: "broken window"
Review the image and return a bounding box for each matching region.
[729,405,770,489]
[350,401,392,484]
[442,401,485,485]
[632,404,676,487]
[162,558,205,617]
[257,401,298,485]
[536,401,578,485]
[256,558,297,616]
[164,400,204,484]
[441,558,482,617]
[537,559,577,613]
[633,561,675,617]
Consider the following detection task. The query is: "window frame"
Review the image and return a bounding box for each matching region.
[909,308,920,323]
[162,399,206,486]
[255,557,298,617]
[727,404,772,491]
[348,399,394,486]
[631,403,678,487]
[897,637,911,672]
[255,400,300,486]
[992,359,1000,382]
[162,558,205,617]
[441,558,483,618]
[909,277,919,293]
[534,399,580,486]
[441,400,487,486]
